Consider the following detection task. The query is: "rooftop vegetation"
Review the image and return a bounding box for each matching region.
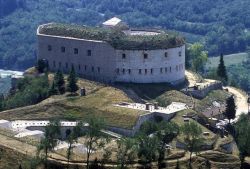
[39,23,185,50]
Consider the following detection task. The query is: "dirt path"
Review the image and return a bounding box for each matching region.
[224,87,248,119]
[185,70,200,87]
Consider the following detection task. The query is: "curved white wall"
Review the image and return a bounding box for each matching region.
[115,45,185,84]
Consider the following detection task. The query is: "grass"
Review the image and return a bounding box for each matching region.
[0,146,30,169]
[0,76,230,129]
[155,90,194,107]
[171,109,217,145]
[206,52,249,69]
[0,86,146,129]
[195,90,231,113]
[39,23,185,50]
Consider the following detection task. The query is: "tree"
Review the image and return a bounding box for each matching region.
[54,70,65,94]
[137,134,159,165]
[175,160,180,169]
[234,114,250,166]
[224,96,236,123]
[116,137,137,169]
[181,121,204,168]
[66,122,83,169]
[217,53,228,83]
[67,66,79,93]
[36,59,48,73]
[83,116,109,169]
[138,121,179,168]
[155,122,179,169]
[37,120,61,168]
[188,43,208,73]
[48,81,58,96]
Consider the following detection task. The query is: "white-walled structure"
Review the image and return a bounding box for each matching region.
[115,46,185,83]
[37,18,186,84]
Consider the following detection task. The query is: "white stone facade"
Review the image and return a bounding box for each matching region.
[115,46,185,84]
[37,26,186,84]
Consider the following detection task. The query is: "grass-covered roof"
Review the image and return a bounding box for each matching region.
[38,23,185,50]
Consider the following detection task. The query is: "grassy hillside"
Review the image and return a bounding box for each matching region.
[0,74,231,130]
[0,86,147,129]
[206,53,249,69]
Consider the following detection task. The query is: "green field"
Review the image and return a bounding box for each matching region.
[206,53,249,69]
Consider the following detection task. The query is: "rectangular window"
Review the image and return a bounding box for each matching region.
[122,53,126,59]
[66,63,68,69]
[87,50,92,56]
[61,47,65,53]
[85,65,87,71]
[71,63,74,70]
[144,53,148,59]
[116,68,120,74]
[98,67,100,73]
[48,45,52,51]
[145,69,147,74]
[78,64,81,70]
[53,61,56,67]
[160,68,163,73]
[165,52,168,58]
[59,62,61,68]
[176,65,178,71]
[128,69,131,74]
[139,69,142,74]
[179,51,182,57]
[92,66,94,72]
[74,48,78,54]
[151,69,153,74]
[122,69,125,74]
[165,67,168,73]
[170,67,172,73]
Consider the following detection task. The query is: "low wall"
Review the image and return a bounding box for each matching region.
[27,126,78,139]
[183,82,223,99]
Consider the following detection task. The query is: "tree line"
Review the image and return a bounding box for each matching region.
[0,62,79,111]
[19,117,210,169]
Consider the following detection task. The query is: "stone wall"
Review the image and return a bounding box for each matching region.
[115,45,186,83]
[37,33,117,83]
[37,25,186,84]
[183,81,223,99]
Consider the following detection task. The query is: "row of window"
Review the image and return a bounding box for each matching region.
[47,45,182,59]
[116,64,184,75]
[48,45,92,56]
[121,51,182,59]
[52,61,101,73]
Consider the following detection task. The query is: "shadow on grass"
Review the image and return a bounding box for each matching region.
[115,79,188,100]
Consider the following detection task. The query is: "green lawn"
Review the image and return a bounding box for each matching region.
[206,52,249,69]
[0,86,146,129]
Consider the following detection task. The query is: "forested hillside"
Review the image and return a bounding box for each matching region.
[0,0,26,17]
[1,0,250,69]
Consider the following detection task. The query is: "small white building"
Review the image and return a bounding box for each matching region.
[102,17,128,29]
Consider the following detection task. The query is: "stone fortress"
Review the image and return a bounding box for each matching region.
[37,17,186,84]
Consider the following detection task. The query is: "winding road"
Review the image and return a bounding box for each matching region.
[224,87,249,119]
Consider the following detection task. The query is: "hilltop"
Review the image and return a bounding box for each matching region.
[39,23,184,50]
[0,69,244,168]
